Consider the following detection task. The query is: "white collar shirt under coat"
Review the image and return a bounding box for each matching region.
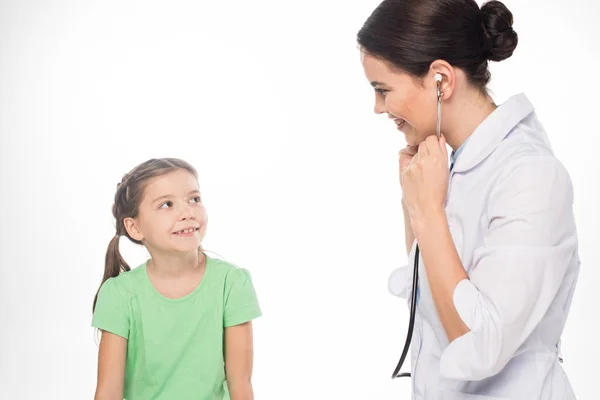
[388,93,580,400]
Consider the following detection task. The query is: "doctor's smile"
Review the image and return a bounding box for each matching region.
[393,117,406,131]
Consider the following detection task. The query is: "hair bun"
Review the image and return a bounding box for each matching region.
[481,1,518,62]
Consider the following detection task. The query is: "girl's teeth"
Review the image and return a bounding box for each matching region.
[176,228,197,234]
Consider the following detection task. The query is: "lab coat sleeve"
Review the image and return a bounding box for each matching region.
[388,265,410,298]
[439,156,578,381]
[389,240,416,299]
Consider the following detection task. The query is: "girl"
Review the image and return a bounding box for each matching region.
[92,158,261,400]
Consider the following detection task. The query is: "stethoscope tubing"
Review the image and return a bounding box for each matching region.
[391,80,441,379]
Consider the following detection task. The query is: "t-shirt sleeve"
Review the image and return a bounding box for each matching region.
[223,268,262,328]
[92,278,130,339]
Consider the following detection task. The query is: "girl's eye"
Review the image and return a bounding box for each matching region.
[190,196,202,203]
[159,201,173,209]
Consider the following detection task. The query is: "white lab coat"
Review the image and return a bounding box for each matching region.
[389,93,580,399]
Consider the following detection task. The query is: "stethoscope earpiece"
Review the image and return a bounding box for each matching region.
[436,74,442,138]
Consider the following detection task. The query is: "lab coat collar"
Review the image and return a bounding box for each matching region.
[450,93,534,173]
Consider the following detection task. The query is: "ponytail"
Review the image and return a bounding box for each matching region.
[92,234,131,312]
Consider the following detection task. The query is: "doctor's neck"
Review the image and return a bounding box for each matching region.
[442,86,497,152]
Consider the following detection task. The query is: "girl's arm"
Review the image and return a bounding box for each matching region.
[225,321,255,400]
[94,330,127,400]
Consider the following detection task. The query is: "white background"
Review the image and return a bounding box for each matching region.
[1,0,598,398]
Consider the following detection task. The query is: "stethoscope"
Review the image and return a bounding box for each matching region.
[391,73,443,379]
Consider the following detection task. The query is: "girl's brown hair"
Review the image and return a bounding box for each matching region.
[92,158,198,312]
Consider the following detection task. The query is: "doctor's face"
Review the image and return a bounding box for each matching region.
[361,52,438,146]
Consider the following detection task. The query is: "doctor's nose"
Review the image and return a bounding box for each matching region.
[374,98,387,115]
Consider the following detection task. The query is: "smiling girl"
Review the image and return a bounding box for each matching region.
[92,158,261,400]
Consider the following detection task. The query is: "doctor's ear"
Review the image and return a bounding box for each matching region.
[428,61,455,99]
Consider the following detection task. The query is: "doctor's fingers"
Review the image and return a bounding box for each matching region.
[423,135,443,157]
[399,157,412,172]
[403,161,420,181]
[399,146,418,157]
[417,141,430,160]
[399,147,418,169]
[405,154,421,175]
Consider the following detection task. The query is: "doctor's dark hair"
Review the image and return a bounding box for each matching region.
[357,0,518,90]
[92,158,198,312]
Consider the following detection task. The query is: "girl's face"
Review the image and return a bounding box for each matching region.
[361,52,438,146]
[125,169,208,255]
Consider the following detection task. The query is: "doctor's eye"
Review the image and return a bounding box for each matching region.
[375,88,389,96]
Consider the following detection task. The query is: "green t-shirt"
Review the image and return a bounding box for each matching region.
[91,255,262,400]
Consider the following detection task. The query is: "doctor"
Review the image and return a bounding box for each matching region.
[358,0,580,399]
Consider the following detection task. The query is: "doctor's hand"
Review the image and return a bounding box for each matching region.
[398,144,419,198]
[401,135,449,229]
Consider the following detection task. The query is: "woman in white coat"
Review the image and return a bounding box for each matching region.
[357,0,580,399]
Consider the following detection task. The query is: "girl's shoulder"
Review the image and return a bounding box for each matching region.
[206,254,240,277]
[205,254,255,285]
[100,261,148,298]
